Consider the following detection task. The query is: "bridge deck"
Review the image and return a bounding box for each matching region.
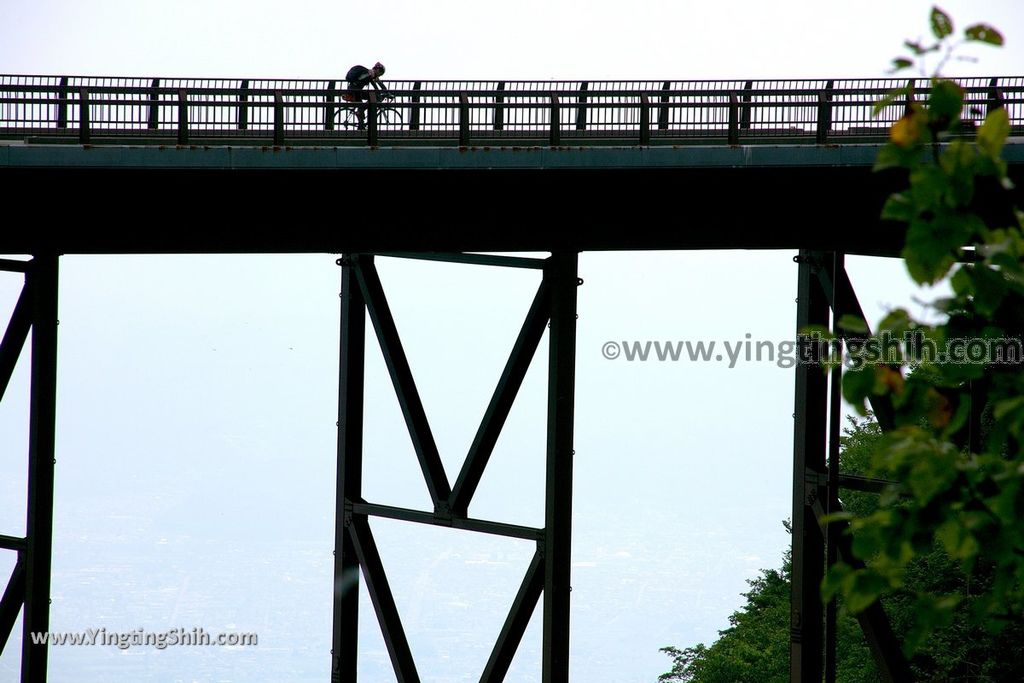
[1,75,1023,258]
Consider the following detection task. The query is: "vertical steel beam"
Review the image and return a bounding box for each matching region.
[824,253,843,683]
[791,250,828,683]
[814,265,895,431]
[542,252,577,683]
[816,261,913,683]
[332,255,366,682]
[22,253,59,683]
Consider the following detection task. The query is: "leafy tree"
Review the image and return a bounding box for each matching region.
[831,5,1024,655]
[660,418,1024,682]
[662,6,1021,679]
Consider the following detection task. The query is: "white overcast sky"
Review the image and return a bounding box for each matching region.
[2,0,1023,79]
[2,1,1024,682]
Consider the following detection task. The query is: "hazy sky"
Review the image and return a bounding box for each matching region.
[2,1,1024,682]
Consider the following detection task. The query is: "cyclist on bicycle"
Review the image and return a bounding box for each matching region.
[344,62,391,130]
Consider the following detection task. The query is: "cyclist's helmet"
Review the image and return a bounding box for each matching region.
[373,62,386,76]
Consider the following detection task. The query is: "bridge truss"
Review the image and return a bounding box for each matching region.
[2,74,1024,683]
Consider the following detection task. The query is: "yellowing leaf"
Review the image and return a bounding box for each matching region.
[891,114,922,147]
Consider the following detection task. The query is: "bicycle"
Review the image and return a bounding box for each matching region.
[335,92,403,130]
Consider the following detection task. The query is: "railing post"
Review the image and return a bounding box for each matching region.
[575,82,588,131]
[147,78,160,130]
[549,94,560,146]
[728,92,739,145]
[639,93,651,145]
[78,88,90,144]
[238,80,250,131]
[459,92,470,146]
[177,89,188,145]
[816,80,834,144]
[904,78,916,117]
[493,82,505,131]
[56,77,69,130]
[367,90,378,146]
[740,80,753,130]
[987,77,1004,116]
[816,93,830,144]
[325,81,336,131]
[274,90,284,146]
[658,81,671,130]
[409,81,422,131]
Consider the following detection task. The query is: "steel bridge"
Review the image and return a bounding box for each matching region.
[2,75,1024,683]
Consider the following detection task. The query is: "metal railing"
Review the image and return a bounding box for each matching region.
[1,75,1021,146]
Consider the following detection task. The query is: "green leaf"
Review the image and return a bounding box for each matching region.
[950,265,972,295]
[891,57,914,71]
[873,86,912,118]
[878,309,913,335]
[846,570,891,613]
[978,107,1010,159]
[902,213,977,284]
[965,23,1004,46]
[967,263,1009,316]
[903,593,960,655]
[838,315,870,334]
[928,79,964,125]
[908,165,946,212]
[936,519,980,560]
[904,39,938,56]
[907,451,957,503]
[842,365,875,408]
[930,7,954,39]
[881,192,916,222]
[819,510,855,526]
[821,562,853,602]
[939,141,978,206]
[994,396,1024,421]
[874,143,921,171]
